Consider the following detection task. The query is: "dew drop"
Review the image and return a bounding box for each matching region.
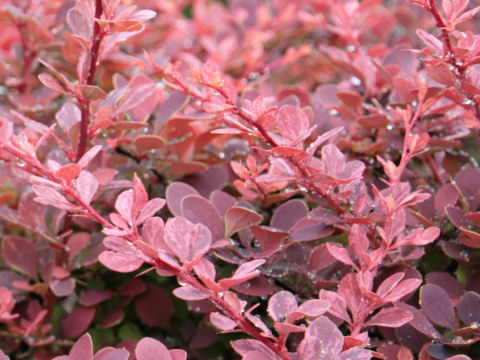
[350,76,362,87]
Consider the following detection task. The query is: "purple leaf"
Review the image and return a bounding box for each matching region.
[77,170,99,205]
[267,291,298,322]
[79,289,112,307]
[164,217,212,265]
[62,306,96,339]
[457,292,480,326]
[420,284,456,329]
[397,302,443,339]
[181,195,224,240]
[134,284,173,327]
[2,236,38,280]
[270,199,308,231]
[364,307,413,328]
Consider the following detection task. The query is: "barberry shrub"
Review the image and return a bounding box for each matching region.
[1,0,480,359]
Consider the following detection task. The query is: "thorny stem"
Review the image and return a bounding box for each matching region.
[156,64,346,216]
[76,0,104,162]
[427,0,480,118]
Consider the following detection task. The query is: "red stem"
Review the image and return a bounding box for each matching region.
[76,0,104,162]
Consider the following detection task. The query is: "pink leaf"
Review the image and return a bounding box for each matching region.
[165,182,199,216]
[276,105,310,145]
[219,259,265,289]
[99,237,143,273]
[364,307,413,328]
[326,243,357,268]
[164,217,212,265]
[135,337,172,360]
[298,316,343,360]
[38,73,69,95]
[225,206,262,237]
[77,170,99,205]
[173,285,208,300]
[267,291,298,322]
[32,185,78,211]
[77,145,102,168]
[69,333,93,360]
[115,190,134,226]
[132,174,148,220]
[0,118,13,143]
[210,312,237,331]
[383,278,422,303]
[62,306,96,339]
[135,198,166,226]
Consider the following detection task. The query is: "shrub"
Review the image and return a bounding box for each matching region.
[0,0,480,359]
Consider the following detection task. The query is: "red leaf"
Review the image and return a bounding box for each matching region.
[225,206,262,237]
[135,337,172,360]
[62,306,95,339]
[2,236,38,280]
[267,291,298,322]
[134,284,173,327]
[77,170,98,205]
[210,312,237,331]
[134,135,166,151]
[164,217,212,265]
[364,307,413,328]
[420,284,456,329]
[457,292,480,326]
[56,164,82,184]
